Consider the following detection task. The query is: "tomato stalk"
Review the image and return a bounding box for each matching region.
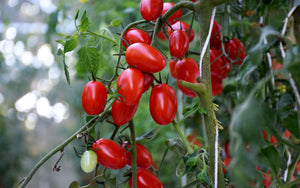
[172,120,194,154]
[128,120,137,188]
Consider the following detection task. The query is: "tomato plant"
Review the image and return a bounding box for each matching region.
[162,2,182,24]
[210,48,230,79]
[117,68,144,105]
[210,20,222,50]
[111,98,139,126]
[81,81,107,115]
[167,21,195,42]
[129,169,163,188]
[149,83,177,125]
[123,142,153,169]
[175,58,199,97]
[122,28,152,48]
[80,150,98,173]
[125,43,166,73]
[169,59,178,79]
[224,38,246,65]
[169,30,189,58]
[140,0,163,21]
[142,73,154,93]
[91,138,127,170]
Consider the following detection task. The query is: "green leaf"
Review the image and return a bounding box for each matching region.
[165,138,187,156]
[110,19,122,27]
[57,48,64,55]
[282,113,300,138]
[79,17,89,33]
[64,36,78,53]
[75,10,79,21]
[258,146,280,175]
[63,55,71,85]
[77,46,100,74]
[55,40,65,45]
[69,181,79,188]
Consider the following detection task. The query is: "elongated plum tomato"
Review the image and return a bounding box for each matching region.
[81,81,107,115]
[162,2,182,24]
[210,49,230,79]
[211,72,223,96]
[125,43,166,73]
[168,21,194,42]
[122,28,151,48]
[117,68,144,105]
[210,20,222,49]
[143,73,153,93]
[80,150,98,173]
[224,38,246,65]
[112,97,139,126]
[91,138,127,169]
[169,59,177,79]
[150,83,177,125]
[169,30,189,58]
[175,58,199,97]
[140,0,163,21]
[122,142,153,169]
[129,169,163,188]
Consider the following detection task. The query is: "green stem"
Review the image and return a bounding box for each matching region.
[85,30,118,45]
[172,120,194,154]
[80,174,104,188]
[129,120,137,188]
[279,178,300,188]
[286,152,300,182]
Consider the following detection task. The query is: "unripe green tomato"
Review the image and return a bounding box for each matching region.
[80,150,98,173]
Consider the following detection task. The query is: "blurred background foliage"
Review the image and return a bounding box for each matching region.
[0,0,299,187]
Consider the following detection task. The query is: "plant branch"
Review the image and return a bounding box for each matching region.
[172,120,194,154]
[129,120,137,188]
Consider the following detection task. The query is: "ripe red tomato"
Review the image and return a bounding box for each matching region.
[117,68,144,105]
[284,129,291,139]
[162,2,182,24]
[169,30,189,58]
[263,130,277,144]
[210,49,230,79]
[168,21,194,42]
[81,81,107,115]
[210,20,222,49]
[175,58,199,97]
[123,142,153,169]
[150,83,177,125]
[263,171,271,187]
[91,138,127,169]
[111,98,139,126]
[122,28,152,48]
[143,73,153,93]
[157,30,167,40]
[125,43,166,73]
[129,169,163,188]
[224,38,246,65]
[140,0,163,21]
[222,157,231,174]
[169,59,178,78]
[211,72,223,96]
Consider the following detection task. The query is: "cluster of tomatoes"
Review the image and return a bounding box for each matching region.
[80,0,248,187]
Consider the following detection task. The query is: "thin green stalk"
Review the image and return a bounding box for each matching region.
[172,120,194,154]
[279,178,300,188]
[286,152,300,182]
[85,30,118,45]
[129,120,137,188]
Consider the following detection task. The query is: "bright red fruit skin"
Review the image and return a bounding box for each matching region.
[91,138,127,169]
[112,98,139,126]
[81,81,107,115]
[162,2,182,24]
[210,49,230,79]
[150,84,177,125]
[157,30,167,40]
[117,68,144,105]
[224,38,246,65]
[122,28,152,48]
[169,59,177,78]
[210,20,222,49]
[168,21,194,42]
[175,58,199,97]
[129,169,164,188]
[125,43,166,73]
[169,30,189,58]
[140,0,163,21]
[211,72,223,96]
[123,142,153,169]
[143,73,154,93]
